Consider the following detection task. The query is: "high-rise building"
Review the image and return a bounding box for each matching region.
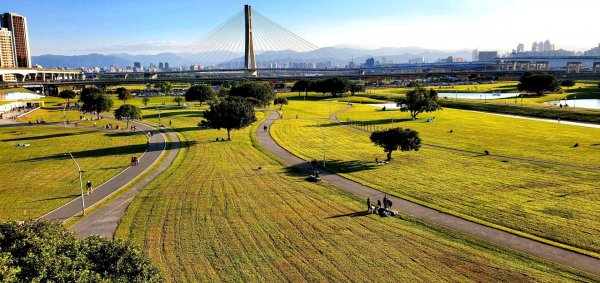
[159,62,164,69]
[133,62,142,69]
[364,58,375,68]
[164,62,169,70]
[1,13,31,68]
[517,43,525,53]
[477,51,498,61]
[472,49,479,61]
[0,27,16,81]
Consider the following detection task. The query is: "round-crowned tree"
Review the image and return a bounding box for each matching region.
[59,89,77,103]
[229,82,275,107]
[114,104,142,127]
[185,85,216,106]
[370,127,421,161]
[203,97,257,140]
[274,97,288,110]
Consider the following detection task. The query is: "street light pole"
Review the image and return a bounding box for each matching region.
[155,105,162,127]
[67,152,85,215]
[62,102,68,128]
[317,121,326,168]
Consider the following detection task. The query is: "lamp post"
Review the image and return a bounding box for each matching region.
[66,153,85,215]
[573,96,576,107]
[62,102,68,128]
[317,120,326,168]
[155,105,162,127]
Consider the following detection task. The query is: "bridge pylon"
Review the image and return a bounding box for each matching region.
[244,5,257,77]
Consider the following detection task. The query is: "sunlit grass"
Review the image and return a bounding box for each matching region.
[114,102,597,281]
[0,125,146,220]
[271,100,600,254]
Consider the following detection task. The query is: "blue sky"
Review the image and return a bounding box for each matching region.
[4,0,600,55]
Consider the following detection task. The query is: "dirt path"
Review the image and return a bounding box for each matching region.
[258,110,600,277]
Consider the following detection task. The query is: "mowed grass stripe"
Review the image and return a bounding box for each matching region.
[115,103,597,281]
[271,101,600,254]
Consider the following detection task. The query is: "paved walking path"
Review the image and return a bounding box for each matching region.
[40,121,166,222]
[257,110,600,277]
[70,129,180,238]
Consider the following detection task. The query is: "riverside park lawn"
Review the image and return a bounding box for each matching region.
[110,104,599,282]
[0,125,146,220]
[270,101,600,255]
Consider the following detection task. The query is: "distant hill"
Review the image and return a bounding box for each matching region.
[32,47,473,69]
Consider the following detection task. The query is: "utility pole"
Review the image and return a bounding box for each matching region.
[67,153,85,215]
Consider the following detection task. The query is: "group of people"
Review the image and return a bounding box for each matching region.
[426,117,436,123]
[130,156,140,166]
[367,195,397,217]
[310,159,321,180]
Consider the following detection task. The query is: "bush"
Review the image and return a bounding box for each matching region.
[0,220,162,282]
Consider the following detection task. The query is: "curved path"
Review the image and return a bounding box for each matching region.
[70,129,180,238]
[257,110,600,277]
[335,105,599,172]
[40,120,167,223]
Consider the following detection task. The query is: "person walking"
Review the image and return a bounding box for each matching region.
[86,180,93,195]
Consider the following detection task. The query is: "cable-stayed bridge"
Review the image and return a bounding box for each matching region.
[4,5,600,87]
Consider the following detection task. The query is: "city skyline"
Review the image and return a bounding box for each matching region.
[3,0,600,56]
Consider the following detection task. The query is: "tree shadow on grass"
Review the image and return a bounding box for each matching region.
[143,110,203,119]
[321,160,378,173]
[20,141,195,162]
[282,159,377,177]
[2,130,96,142]
[326,211,370,219]
[28,194,79,203]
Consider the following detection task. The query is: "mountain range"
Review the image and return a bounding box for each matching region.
[32,47,473,69]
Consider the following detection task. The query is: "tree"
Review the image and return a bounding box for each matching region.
[116,87,132,104]
[114,104,142,127]
[80,87,113,119]
[159,81,173,96]
[349,83,363,96]
[142,97,150,106]
[58,89,76,103]
[517,73,559,96]
[274,97,288,110]
[396,87,441,119]
[0,220,162,282]
[185,84,216,106]
[370,128,421,161]
[229,82,275,107]
[203,97,257,140]
[560,79,576,89]
[322,77,349,97]
[291,80,310,97]
[173,96,184,106]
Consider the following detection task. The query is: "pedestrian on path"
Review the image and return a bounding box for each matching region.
[86,180,93,195]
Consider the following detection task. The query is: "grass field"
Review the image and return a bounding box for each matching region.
[270,101,600,254]
[113,104,599,281]
[337,104,600,168]
[0,125,146,220]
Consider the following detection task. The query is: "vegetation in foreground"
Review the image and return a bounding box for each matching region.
[115,105,596,282]
[0,125,146,220]
[0,220,161,282]
[271,101,600,254]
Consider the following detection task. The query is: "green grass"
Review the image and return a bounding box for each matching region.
[0,125,146,220]
[114,103,598,281]
[337,104,600,168]
[270,101,600,254]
